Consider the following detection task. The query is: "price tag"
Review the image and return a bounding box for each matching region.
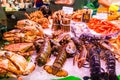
[62,6,73,14]
[93,13,108,20]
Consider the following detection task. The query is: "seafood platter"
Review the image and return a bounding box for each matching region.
[1,9,120,80]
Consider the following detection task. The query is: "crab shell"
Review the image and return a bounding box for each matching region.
[3,19,44,43]
[4,43,35,56]
[0,51,35,77]
[3,27,43,43]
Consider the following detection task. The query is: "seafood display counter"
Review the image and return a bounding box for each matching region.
[19,56,120,80]
[1,9,120,80]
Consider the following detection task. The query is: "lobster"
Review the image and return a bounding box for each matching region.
[72,34,101,68]
[73,45,88,68]
[72,33,118,80]
[72,37,87,68]
[51,33,72,56]
[35,38,51,66]
[87,45,101,80]
[44,45,68,77]
[34,38,44,53]
[89,35,118,80]
[65,40,77,57]
[103,50,118,80]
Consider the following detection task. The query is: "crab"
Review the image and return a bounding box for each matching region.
[0,51,35,78]
[3,19,44,43]
[3,43,35,56]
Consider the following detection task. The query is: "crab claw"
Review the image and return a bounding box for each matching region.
[23,62,35,75]
[0,51,35,77]
[4,51,28,72]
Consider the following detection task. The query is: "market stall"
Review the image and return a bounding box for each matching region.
[1,4,120,80]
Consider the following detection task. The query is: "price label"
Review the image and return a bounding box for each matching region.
[62,6,73,14]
